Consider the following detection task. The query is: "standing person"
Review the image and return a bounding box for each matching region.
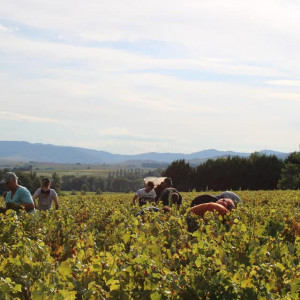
[156,177,182,209]
[33,177,59,211]
[132,181,156,206]
[0,172,35,213]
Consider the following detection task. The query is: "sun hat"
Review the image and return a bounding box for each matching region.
[0,172,18,184]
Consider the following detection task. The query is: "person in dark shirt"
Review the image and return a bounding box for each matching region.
[154,182,164,202]
[190,194,218,207]
[156,177,182,209]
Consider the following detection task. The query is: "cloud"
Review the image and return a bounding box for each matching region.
[97,127,175,143]
[0,24,10,32]
[0,111,63,124]
[0,31,286,81]
[265,80,300,87]
[0,0,300,154]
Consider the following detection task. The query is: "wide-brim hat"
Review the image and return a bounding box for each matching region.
[0,172,18,184]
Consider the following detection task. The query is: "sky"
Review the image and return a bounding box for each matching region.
[0,0,300,155]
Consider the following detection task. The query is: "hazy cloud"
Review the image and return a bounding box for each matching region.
[0,111,63,124]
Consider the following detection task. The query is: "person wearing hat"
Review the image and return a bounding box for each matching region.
[0,172,35,213]
[156,177,182,209]
[33,177,59,211]
[215,191,242,206]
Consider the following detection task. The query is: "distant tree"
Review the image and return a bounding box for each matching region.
[278,152,300,189]
[247,152,283,190]
[111,177,130,192]
[143,168,165,178]
[161,159,193,191]
[60,175,107,192]
[81,184,89,194]
[192,153,282,191]
[51,172,61,193]
[95,188,102,195]
[15,171,40,194]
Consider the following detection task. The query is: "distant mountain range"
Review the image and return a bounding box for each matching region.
[0,141,291,165]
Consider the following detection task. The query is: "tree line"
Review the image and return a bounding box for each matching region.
[0,167,162,195]
[162,152,300,191]
[0,151,299,195]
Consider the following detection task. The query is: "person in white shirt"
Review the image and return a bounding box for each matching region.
[132,181,156,207]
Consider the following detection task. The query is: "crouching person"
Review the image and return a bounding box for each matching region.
[132,181,156,207]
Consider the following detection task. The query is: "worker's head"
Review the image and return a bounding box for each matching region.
[145,181,154,192]
[171,192,179,204]
[0,172,18,191]
[217,198,235,211]
[162,177,172,188]
[41,177,51,189]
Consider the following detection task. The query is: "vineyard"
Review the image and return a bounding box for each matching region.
[0,191,299,299]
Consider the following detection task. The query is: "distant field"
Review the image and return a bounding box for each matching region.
[31,168,112,178]
[0,160,157,178]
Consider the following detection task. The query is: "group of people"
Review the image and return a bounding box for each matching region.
[132,177,242,225]
[132,177,183,216]
[0,172,59,214]
[1,170,242,232]
[133,177,182,207]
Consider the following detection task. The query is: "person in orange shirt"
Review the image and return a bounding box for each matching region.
[187,198,235,232]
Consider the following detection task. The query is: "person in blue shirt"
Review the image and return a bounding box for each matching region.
[0,172,35,213]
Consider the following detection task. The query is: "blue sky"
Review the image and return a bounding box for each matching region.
[1,0,300,154]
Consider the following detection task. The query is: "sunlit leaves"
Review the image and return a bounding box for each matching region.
[0,191,299,299]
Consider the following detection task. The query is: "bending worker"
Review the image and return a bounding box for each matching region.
[187,198,235,232]
[156,177,182,209]
[132,181,156,206]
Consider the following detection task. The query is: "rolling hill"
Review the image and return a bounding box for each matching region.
[0,141,290,165]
